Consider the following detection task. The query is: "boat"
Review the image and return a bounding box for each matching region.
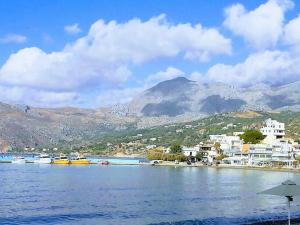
[52,153,69,164]
[34,154,52,164]
[11,157,26,164]
[98,160,109,165]
[70,154,90,165]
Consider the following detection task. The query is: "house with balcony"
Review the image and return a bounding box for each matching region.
[209,134,243,155]
[260,118,285,139]
[248,144,273,165]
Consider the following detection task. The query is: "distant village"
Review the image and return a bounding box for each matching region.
[160,118,300,167]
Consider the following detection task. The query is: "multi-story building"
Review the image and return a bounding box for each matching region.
[260,118,285,139]
[209,134,243,155]
[248,144,273,165]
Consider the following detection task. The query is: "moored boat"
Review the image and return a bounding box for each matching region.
[98,160,109,165]
[70,154,90,165]
[11,157,26,164]
[52,153,69,164]
[34,154,52,164]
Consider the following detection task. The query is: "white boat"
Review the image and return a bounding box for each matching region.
[34,154,52,164]
[11,157,26,164]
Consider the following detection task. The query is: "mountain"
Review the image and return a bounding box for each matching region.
[0,104,138,150]
[128,77,300,117]
[2,77,300,150]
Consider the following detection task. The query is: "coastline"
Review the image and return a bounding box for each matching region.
[1,153,300,173]
[154,161,300,173]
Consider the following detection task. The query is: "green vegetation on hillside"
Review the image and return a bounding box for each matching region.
[80,111,300,155]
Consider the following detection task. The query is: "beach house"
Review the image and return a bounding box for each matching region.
[182,146,199,157]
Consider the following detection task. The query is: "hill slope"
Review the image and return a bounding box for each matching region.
[84,111,300,155]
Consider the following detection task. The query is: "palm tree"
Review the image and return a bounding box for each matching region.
[214,142,222,156]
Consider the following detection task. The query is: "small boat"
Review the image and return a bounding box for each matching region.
[98,160,109,165]
[70,154,90,165]
[11,157,26,164]
[34,154,52,164]
[52,153,69,164]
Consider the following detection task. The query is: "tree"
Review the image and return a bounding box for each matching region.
[240,130,264,144]
[170,142,182,154]
[196,151,205,161]
[214,142,222,155]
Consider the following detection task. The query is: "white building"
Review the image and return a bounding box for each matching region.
[182,146,199,157]
[146,145,156,150]
[260,118,285,139]
[209,134,243,155]
[248,144,273,165]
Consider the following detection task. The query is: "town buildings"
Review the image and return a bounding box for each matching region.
[180,118,299,168]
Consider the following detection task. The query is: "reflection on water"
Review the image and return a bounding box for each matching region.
[0,164,299,225]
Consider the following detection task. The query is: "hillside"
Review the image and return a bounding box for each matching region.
[83,111,300,155]
[0,103,138,150]
[2,77,300,150]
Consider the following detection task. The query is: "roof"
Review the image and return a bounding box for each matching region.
[242,144,250,153]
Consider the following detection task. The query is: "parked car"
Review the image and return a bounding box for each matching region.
[151,160,160,165]
[257,161,270,166]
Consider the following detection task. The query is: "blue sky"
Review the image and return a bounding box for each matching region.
[0,0,300,107]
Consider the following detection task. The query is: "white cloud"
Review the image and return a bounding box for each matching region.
[64,23,82,35]
[96,87,144,107]
[189,71,204,82]
[224,0,293,49]
[0,85,79,107]
[146,67,184,85]
[0,34,27,44]
[0,15,231,107]
[205,50,300,86]
[283,14,300,50]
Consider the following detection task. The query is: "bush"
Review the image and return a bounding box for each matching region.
[147,152,187,162]
[215,154,227,161]
[175,154,187,162]
[147,149,164,160]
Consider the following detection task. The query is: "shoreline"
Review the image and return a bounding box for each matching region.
[1,156,300,173]
[154,161,300,173]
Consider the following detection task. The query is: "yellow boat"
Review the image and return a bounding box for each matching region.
[52,153,69,164]
[70,154,90,165]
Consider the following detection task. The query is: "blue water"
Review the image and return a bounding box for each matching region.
[0,154,144,164]
[0,164,300,225]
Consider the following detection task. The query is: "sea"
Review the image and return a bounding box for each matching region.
[1,161,300,225]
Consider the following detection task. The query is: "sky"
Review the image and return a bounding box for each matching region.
[0,0,300,108]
